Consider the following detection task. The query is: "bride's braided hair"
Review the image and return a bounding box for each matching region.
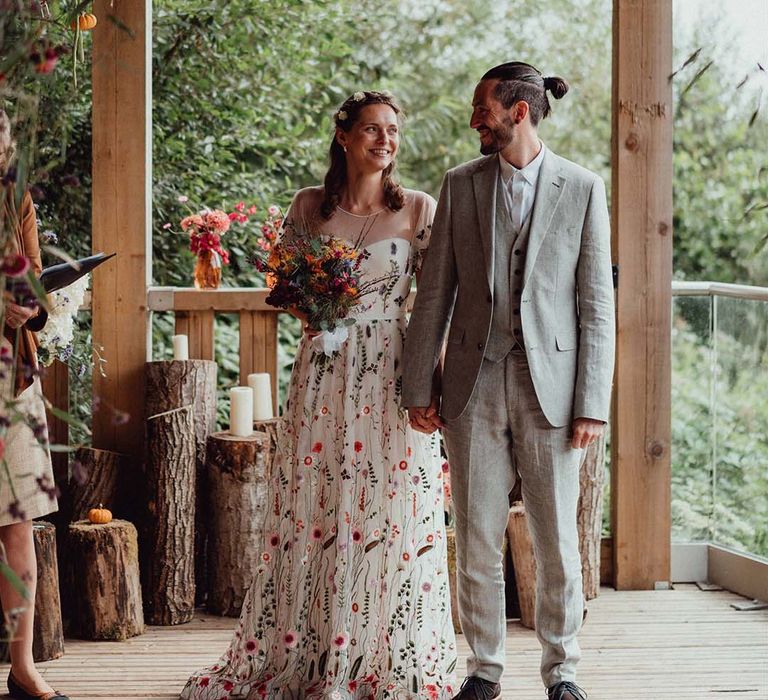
[320,91,405,220]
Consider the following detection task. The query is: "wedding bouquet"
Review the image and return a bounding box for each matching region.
[36,273,89,366]
[250,207,394,354]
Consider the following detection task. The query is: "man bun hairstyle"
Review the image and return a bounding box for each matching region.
[481,61,569,125]
[321,90,405,220]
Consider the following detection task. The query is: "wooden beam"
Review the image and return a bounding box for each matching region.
[610,0,673,589]
[91,0,151,460]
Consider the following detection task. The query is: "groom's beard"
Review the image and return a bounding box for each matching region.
[479,116,517,155]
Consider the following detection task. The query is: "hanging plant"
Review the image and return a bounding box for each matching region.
[68,8,98,88]
[70,13,98,32]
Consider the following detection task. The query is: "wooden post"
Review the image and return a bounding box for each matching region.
[611,0,673,589]
[91,0,151,462]
[145,359,217,605]
[205,431,269,616]
[144,405,196,625]
[67,520,144,640]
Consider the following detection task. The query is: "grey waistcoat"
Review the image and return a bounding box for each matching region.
[484,174,532,362]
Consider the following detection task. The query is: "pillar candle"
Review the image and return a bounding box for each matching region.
[229,387,253,437]
[247,372,274,421]
[172,334,189,361]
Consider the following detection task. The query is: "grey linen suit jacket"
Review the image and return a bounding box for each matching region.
[402,149,615,428]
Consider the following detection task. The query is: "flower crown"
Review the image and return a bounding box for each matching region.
[334,91,371,122]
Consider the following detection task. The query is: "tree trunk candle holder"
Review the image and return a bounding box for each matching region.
[205,431,270,616]
[145,359,216,606]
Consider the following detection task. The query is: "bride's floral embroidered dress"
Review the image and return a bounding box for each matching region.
[181,188,456,700]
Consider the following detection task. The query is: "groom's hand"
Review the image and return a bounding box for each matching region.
[407,396,444,434]
[571,417,605,449]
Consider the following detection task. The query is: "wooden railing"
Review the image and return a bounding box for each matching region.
[147,287,282,414]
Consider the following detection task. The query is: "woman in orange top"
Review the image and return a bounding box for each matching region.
[0,110,68,700]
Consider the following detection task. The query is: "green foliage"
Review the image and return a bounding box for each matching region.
[8,0,766,559]
[672,40,768,284]
[671,299,768,556]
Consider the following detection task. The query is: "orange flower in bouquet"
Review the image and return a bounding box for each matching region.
[250,207,397,341]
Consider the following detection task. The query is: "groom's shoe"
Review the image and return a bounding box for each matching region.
[547,680,588,700]
[452,676,501,700]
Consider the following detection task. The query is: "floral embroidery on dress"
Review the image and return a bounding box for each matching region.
[181,190,455,700]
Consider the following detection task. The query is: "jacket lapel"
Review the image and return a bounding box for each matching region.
[472,156,498,290]
[524,150,565,285]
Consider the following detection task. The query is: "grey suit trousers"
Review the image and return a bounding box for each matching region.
[443,351,583,688]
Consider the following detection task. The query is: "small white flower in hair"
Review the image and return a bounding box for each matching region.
[352,92,365,102]
[336,110,348,121]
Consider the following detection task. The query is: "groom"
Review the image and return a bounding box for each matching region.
[403,62,615,700]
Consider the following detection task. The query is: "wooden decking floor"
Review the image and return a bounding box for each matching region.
[1,585,766,699]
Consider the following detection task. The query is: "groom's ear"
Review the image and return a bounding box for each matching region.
[512,100,530,124]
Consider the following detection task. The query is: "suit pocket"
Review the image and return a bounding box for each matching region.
[556,331,577,351]
[447,325,465,345]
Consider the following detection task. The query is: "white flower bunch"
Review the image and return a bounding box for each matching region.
[37,274,89,367]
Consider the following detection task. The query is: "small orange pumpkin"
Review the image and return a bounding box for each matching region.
[88,504,112,524]
[70,13,98,31]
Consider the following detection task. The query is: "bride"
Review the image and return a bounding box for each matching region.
[181,90,456,699]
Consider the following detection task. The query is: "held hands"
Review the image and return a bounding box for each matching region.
[571,417,605,449]
[407,368,444,434]
[407,396,444,435]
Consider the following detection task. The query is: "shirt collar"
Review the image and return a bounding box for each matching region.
[498,141,546,186]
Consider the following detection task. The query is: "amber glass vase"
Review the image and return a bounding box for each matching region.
[193,250,222,289]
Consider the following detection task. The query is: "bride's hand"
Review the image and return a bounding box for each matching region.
[287,307,321,338]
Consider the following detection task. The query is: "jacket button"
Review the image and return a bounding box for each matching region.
[477,342,484,350]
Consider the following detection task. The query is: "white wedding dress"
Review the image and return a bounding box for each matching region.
[181,188,457,700]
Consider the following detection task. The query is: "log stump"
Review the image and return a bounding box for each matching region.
[445,527,462,634]
[506,503,536,629]
[0,522,65,662]
[254,417,281,475]
[205,431,269,616]
[144,405,196,625]
[32,521,64,661]
[145,359,217,606]
[69,447,123,521]
[67,520,144,640]
[578,435,606,600]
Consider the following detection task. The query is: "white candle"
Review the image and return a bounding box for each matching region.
[247,373,274,420]
[229,387,253,437]
[172,334,189,361]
